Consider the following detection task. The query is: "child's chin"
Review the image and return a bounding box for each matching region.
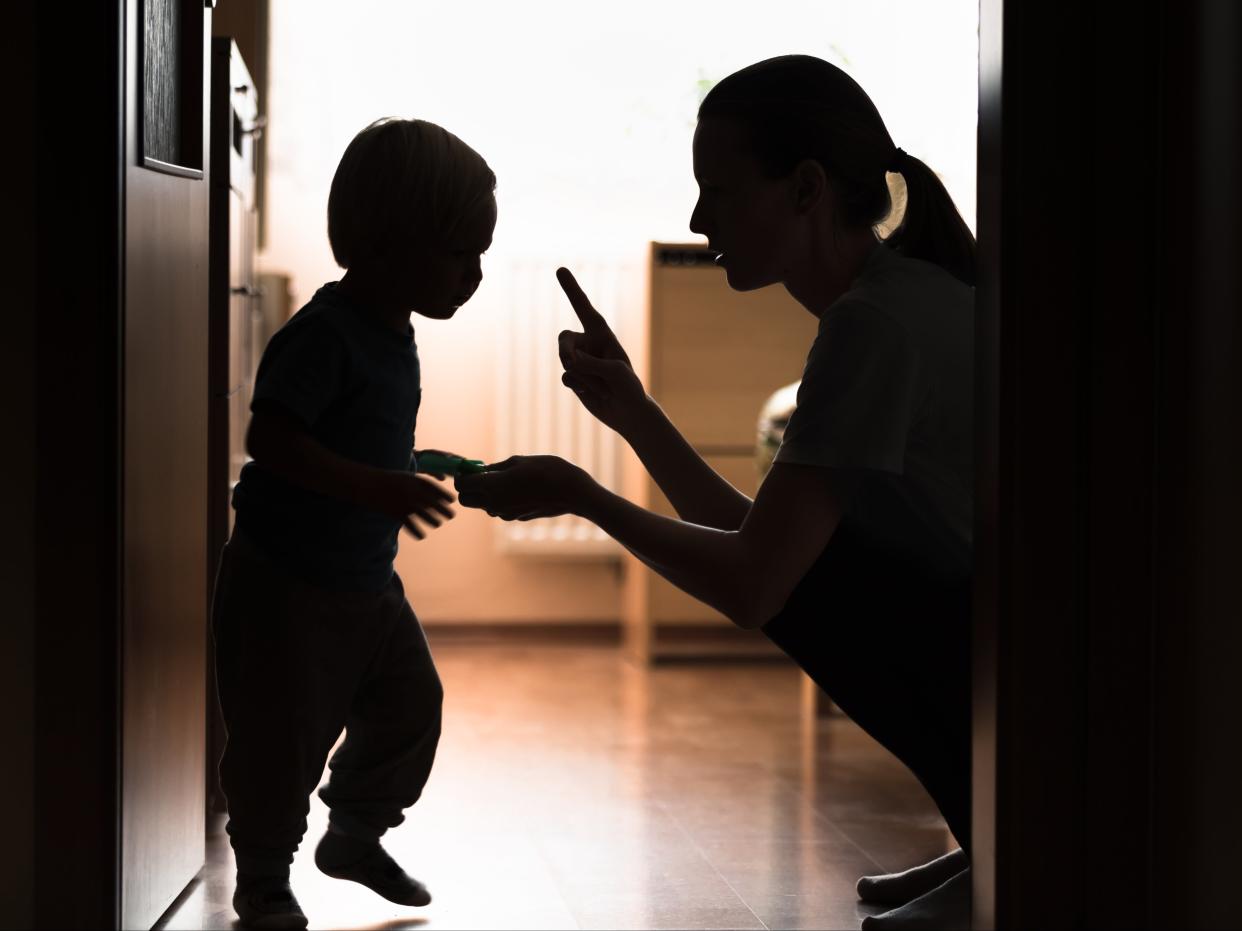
[418,303,461,320]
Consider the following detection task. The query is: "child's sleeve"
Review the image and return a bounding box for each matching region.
[774,300,920,475]
[250,316,348,430]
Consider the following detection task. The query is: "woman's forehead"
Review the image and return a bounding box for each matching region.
[693,118,759,178]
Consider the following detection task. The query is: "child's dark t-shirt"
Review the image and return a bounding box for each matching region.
[232,282,421,592]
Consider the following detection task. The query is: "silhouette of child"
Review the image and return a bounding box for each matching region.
[211,117,496,929]
[457,55,974,931]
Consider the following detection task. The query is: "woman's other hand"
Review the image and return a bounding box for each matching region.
[556,267,648,433]
[454,455,593,521]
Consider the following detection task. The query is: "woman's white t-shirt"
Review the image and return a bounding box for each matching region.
[774,243,974,579]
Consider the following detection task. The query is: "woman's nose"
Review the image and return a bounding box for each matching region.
[688,199,706,236]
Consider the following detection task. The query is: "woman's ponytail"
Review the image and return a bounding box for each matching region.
[885,151,976,286]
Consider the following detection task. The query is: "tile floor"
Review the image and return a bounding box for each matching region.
[156,637,954,930]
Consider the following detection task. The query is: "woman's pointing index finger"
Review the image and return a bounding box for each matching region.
[556,267,607,332]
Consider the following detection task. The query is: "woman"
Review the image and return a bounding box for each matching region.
[456,55,975,930]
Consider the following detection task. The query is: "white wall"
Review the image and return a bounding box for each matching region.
[261,0,978,623]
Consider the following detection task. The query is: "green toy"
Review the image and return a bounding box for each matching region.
[416,451,487,476]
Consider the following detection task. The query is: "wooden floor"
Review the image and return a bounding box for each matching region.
[158,637,953,930]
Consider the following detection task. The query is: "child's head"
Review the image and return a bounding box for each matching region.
[328,118,497,318]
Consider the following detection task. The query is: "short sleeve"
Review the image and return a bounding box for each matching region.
[250,314,348,428]
[774,300,920,474]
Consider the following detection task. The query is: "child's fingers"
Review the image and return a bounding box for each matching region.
[415,476,457,502]
[401,516,426,540]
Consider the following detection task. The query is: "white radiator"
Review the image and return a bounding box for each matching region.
[493,256,635,556]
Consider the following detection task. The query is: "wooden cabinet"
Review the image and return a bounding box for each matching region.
[622,244,820,663]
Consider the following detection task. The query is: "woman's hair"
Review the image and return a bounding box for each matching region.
[327,118,496,269]
[699,55,975,286]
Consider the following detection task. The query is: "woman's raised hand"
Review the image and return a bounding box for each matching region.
[556,267,647,433]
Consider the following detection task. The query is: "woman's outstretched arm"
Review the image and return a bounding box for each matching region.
[555,267,752,530]
[455,457,845,630]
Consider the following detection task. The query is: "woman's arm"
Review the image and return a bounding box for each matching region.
[457,457,845,629]
[614,393,753,530]
[555,267,752,530]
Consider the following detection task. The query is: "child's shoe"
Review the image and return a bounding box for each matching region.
[231,876,308,929]
[314,831,431,907]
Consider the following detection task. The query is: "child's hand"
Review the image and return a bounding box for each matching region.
[371,470,457,540]
[454,455,592,521]
[555,268,647,433]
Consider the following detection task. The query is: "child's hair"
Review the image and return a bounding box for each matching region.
[327,118,496,269]
[699,55,976,286]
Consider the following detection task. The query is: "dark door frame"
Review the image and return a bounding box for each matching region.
[973,1,1242,927]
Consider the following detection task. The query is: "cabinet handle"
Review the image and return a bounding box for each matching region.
[231,286,263,298]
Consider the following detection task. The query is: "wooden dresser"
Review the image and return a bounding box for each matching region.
[622,243,819,663]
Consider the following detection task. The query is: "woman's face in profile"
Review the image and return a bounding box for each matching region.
[690,117,799,292]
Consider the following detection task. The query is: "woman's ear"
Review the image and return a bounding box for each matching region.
[791,158,828,216]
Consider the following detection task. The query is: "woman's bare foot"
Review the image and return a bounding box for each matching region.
[860,866,971,930]
[856,848,968,906]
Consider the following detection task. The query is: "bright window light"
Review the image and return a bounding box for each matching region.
[264,0,977,282]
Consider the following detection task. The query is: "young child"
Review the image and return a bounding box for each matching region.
[211,117,497,929]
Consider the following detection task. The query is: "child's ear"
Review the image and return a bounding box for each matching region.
[791,158,828,215]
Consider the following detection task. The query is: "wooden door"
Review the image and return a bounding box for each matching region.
[121,0,212,926]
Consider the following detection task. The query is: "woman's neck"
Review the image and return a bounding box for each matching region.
[783,227,880,319]
[336,270,412,335]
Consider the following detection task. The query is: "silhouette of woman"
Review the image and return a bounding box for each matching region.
[457,55,976,930]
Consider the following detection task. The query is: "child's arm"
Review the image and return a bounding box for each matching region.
[248,402,455,537]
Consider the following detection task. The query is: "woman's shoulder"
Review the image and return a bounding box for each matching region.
[836,246,973,328]
[861,245,972,296]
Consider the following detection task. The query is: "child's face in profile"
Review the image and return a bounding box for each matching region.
[401,193,497,320]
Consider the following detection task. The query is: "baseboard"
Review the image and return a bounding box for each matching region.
[424,621,622,646]
[422,620,793,665]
